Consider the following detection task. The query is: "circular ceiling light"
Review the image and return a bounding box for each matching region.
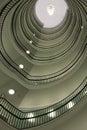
[8,89,15,95]
[30,40,33,44]
[33,34,35,36]
[26,50,30,54]
[19,64,24,69]
[81,26,83,29]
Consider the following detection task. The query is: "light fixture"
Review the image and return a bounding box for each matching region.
[30,40,33,44]
[47,4,55,16]
[26,50,30,54]
[81,26,83,29]
[19,64,24,69]
[8,89,15,95]
[67,101,74,109]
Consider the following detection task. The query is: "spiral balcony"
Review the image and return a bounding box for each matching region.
[0,0,87,130]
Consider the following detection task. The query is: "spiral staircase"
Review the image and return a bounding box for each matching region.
[0,0,87,130]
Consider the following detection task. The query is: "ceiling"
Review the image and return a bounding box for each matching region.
[0,0,87,129]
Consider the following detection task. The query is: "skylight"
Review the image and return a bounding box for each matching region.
[35,0,68,28]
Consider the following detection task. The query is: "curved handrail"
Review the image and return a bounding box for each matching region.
[0,77,87,129]
[0,0,87,85]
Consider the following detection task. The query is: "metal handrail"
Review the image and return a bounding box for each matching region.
[0,77,87,129]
